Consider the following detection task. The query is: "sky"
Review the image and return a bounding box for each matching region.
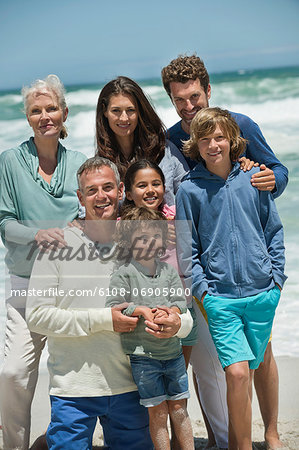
[1,0,299,90]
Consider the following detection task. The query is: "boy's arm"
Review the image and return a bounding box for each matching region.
[130,306,155,322]
[106,270,141,325]
[236,114,288,198]
[259,191,287,289]
[176,187,209,302]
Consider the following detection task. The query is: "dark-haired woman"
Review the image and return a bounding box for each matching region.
[95,76,189,206]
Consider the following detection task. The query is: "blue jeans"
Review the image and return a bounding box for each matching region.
[129,353,189,407]
[47,391,153,449]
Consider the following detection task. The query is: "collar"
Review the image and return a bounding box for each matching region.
[130,258,162,278]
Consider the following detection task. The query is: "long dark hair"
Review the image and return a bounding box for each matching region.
[122,159,165,210]
[95,76,166,181]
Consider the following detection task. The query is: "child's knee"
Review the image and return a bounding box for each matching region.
[149,401,169,421]
[168,399,188,419]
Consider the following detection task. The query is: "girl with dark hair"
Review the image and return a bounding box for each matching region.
[95,76,189,206]
[122,159,198,363]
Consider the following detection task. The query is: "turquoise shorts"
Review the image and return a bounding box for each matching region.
[181,305,198,346]
[203,286,281,370]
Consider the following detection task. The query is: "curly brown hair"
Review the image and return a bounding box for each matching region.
[95,76,166,181]
[115,206,168,253]
[161,54,210,98]
[183,107,247,162]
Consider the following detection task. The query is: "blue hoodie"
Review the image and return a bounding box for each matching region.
[176,162,287,300]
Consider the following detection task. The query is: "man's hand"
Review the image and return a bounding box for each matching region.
[251,164,275,191]
[35,228,67,252]
[111,304,138,332]
[145,306,181,339]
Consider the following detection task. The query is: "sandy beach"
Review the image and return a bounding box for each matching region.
[0,356,298,449]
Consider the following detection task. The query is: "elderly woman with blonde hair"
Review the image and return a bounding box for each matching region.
[0,74,86,449]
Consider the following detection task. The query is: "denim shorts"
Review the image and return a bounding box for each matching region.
[129,353,189,407]
[181,305,198,346]
[203,286,281,370]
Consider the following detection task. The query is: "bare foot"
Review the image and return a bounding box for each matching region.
[265,435,285,450]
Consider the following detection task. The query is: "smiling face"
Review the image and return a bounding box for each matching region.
[197,125,232,177]
[26,91,68,139]
[126,168,165,210]
[77,166,124,221]
[169,78,211,134]
[104,93,138,142]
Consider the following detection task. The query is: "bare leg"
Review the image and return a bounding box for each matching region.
[148,401,170,450]
[254,342,283,449]
[225,361,252,450]
[168,399,194,450]
[171,346,193,450]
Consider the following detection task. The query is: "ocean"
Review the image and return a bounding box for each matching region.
[0,66,299,367]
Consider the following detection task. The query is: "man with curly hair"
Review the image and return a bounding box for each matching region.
[161,55,287,450]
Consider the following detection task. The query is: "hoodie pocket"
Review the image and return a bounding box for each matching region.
[243,242,273,282]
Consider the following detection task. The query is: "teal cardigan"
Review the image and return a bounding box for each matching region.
[0,137,86,277]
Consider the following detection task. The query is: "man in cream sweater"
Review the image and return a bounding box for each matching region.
[26,156,192,450]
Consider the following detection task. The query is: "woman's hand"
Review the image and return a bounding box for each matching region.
[35,227,67,252]
[67,218,85,230]
[166,222,176,246]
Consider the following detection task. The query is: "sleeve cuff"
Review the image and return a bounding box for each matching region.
[89,308,113,332]
[175,309,193,338]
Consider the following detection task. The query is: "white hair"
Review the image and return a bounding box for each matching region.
[22,74,68,138]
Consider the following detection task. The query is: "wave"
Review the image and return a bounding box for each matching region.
[212,76,299,104]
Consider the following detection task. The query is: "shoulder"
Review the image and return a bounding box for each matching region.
[167,121,184,138]
[0,141,28,165]
[63,226,86,246]
[63,147,87,164]
[164,140,179,156]
[159,261,176,274]
[229,111,259,134]
[111,262,134,280]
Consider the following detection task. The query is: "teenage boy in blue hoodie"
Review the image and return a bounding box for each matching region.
[162,54,288,450]
[176,107,287,450]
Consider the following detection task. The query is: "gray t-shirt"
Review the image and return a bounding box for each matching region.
[106,258,187,359]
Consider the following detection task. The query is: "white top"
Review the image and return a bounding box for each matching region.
[26,226,192,397]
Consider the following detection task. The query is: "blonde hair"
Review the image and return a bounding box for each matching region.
[183,107,247,162]
[22,74,68,139]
